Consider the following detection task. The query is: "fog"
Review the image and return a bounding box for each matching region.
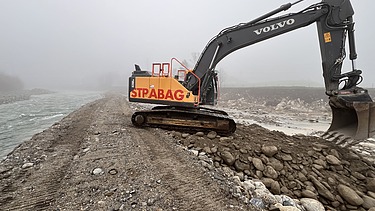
[0,0,374,90]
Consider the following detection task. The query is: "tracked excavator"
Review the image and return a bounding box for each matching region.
[129,0,375,140]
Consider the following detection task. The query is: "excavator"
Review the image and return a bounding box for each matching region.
[128,0,375,140]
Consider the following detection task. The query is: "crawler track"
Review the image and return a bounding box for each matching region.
[131,106,236,135]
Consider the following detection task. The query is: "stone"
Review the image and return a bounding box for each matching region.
[298,172,307,182]
[263,166,278,179]
[337,184,364,206]
[203,147,212,154]
[368,178,375,192]
[326,155,341,165]
[190,149,199,156]
[196,131,204,137]
[181,133,189,138]
[207,131,217,139]
[270,180,281,195]
[329,149,340,158]
[269,158,284,171]
[22,162,34,169]
[242,180,255,192]
[314,159,327,168]
[274,203,300,211]
[352,172,366,180]
[234,160,249,171]
[309,175,335,201]
[301,190,317,199]
[261,145,278,157]
[280,154,292,161]
[300,198,325,211]
[368,191,375,199]
[92,168,103,175]
[369,208,375,211]
[221,151,236,166]
[362,195,375,209]
[252,157,265,171]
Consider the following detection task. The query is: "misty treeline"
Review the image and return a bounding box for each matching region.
[0,72,24,91]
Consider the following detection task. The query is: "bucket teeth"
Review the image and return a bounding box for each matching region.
[322,131,362,147]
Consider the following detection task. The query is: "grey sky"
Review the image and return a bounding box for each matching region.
[0,0,374,89]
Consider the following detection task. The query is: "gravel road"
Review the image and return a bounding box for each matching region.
[0,93,249,211]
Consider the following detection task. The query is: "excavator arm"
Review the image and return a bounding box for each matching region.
[185,0,359,105]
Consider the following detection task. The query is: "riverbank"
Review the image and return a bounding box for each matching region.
[0,89,54,105]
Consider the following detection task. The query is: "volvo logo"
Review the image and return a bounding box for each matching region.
[254,19,295,35]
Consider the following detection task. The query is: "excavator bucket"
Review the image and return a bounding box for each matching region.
[325,100,375,140]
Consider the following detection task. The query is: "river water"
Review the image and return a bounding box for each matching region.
[0,91,103,159]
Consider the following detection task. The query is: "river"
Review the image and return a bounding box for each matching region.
[0,91,103,159]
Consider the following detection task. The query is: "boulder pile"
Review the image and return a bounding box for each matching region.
[169,124,375,210]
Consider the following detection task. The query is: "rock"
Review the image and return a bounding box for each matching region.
[262,178,275,188]
[252,157,265,171]
[301,189,318,199]
[280,154,292,161]
[352,172,366,180]
[300,198,325,211]
[337,184,364,206]
[279,195,296,206]
[207,131,217,139]
[22,162,34,169]
[309,175,335,201]
[242,180,255,192]
[368,178,375,192]
[263,166,278,179]
[196,131,204,137]
[274,203,300,211]
[234,160,249,171]
[261,145,278,157]
[330,149,340,159]
[368,191,375,199]
[250,198,265,209]
[314,159,327,168]
[221,151,236,166]
[362,195,375,209]
[181,133,189,138]
[203,147,212,154]
[326,155,341,165]
[298,172,307,182]
[92,168,104,175]
[268,157,283,171]
[369,208,375,211]
[108,168,118,175]
[270,180,281,195]
[190,149,199,156]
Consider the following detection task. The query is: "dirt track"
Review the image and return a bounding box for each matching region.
[0,93,248,211]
